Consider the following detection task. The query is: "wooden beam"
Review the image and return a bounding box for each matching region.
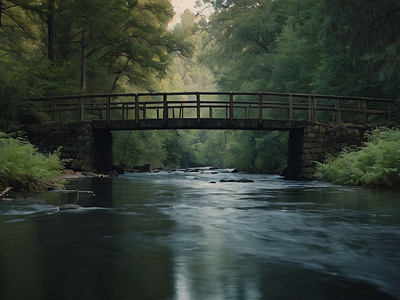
[135,94,139,124]
[78,98,84,122]
[197,93,201,124]
[335,99,341,123]
[289,94,293,121]
[313,95,317,123]
[50,99,55,121]
[106,97,110,125]
[163,94,168,124]
[230,93,234,124]
[258,93,263,124]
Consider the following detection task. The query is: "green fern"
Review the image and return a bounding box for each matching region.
[317,128,400,187]
[0,133,64,191]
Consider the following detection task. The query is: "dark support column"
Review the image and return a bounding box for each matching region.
[93,128,113,172]
[285,129,304,180]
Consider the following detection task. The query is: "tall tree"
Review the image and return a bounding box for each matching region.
[47,0,55,61]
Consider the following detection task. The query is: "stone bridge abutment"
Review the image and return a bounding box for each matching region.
[22,121,113,173]
[287,123,369,179]
[23,121,370,179]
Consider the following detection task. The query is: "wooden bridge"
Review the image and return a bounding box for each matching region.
[33,91,395,130]
[27,91,395,178]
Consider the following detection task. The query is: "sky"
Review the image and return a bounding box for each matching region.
[169,0,198,28]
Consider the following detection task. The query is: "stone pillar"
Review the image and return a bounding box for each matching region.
[286,129,304,180]
[299,123,368,179]
[93,129,113,172]
[71,122,94,171]
[21,121,95,172]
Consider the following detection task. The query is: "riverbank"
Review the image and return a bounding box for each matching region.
[317,127,400,187]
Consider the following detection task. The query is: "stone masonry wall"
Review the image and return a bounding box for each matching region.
[22,121,95,171]
[300,123,370,179]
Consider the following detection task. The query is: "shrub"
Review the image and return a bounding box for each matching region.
[316,127,400,187]
[0,132,64,191]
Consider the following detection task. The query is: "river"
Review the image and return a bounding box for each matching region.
[1,171,400,300]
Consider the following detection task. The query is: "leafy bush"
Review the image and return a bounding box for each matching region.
[316,127,400,187]
[0,132,64,191]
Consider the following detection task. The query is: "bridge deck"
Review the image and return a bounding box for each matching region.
[92,118,309,131]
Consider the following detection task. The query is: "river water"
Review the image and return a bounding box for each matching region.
[1,171,400,300]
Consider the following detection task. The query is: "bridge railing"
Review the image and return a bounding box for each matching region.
[31,92,395,125]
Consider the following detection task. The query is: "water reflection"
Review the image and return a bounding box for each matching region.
[0,172,400,299]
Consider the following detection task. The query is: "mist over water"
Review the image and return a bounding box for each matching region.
[1,171,400,299]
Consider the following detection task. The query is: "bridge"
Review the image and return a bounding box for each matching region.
[27,91,395,179]
[33,91,394,129]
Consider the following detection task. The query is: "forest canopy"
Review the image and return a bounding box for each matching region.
[1,0,400,174]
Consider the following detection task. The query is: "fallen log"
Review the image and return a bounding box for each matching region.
[0,187,12,199]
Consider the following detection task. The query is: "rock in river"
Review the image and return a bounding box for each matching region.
[220,178,254,183]
[59,204,82,210]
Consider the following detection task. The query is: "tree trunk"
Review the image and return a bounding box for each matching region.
[0,1,2,29]
[80,30,86,90]
[120,130,132,164]
[48,0,55,61]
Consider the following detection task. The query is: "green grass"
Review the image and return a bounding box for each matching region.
[316,127,400,187]
[0,132,64,191]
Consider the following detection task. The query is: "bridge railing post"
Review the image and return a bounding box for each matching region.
[308,95,317,122]
[359,100,367,124]
[313,95,317,122]
[258,93,263,124]
[50,98,55,121]
[135,94,139,124]
[230,92,234,124]
[197,93,201,124]
[289,94,293,121]
[335,99,341,123]
[106,96,111,125]
[163,93,168,124]
[78,97,83,122]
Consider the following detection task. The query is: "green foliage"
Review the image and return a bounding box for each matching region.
[317,128,400,187]
[113,129,288,173]
[197,0,400,99]
[0,0,192,124]
[0,132,64,191]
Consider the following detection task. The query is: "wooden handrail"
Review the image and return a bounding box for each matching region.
[31,91,395,125]
[29,91,395,103]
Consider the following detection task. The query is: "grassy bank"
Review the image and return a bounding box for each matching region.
[0,132,64,192]
[316,127,400,187]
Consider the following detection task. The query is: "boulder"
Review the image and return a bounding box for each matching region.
[113,163,124,174]
[140,164,150,172]
[59,204,82,210]
[220,178,254,183]
[131,164,150,172]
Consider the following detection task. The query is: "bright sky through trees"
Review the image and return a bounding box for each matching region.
[169,0,197,28]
